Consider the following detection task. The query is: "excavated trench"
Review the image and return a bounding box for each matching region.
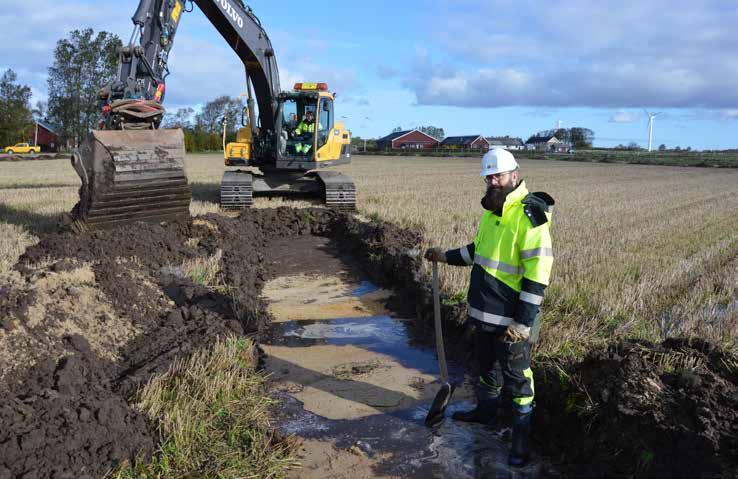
[259,235,549,478]
[0,207,736,478]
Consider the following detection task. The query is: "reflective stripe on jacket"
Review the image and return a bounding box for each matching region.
[445,181,553,329]
[294,120,315,135]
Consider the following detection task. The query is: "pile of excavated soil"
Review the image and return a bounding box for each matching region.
[0,208,423,478]
[535,338,738,477]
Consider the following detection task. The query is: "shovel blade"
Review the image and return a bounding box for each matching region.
[425,382,455,427]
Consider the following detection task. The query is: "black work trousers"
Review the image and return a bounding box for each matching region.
[473,321,535,412]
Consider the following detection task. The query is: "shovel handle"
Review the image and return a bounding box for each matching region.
[432,262,449,383]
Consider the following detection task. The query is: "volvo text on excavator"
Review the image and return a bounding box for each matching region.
[69,0,355,231]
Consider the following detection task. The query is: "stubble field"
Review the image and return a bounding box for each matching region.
[2,153,736,356]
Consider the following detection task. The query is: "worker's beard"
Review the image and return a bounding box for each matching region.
[481,183,516,213]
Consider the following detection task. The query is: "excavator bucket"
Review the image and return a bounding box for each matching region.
[69,129,191,231]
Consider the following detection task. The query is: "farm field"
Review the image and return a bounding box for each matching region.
[1,153,737,477]
[363,148,738,168]
[2,153,736,353]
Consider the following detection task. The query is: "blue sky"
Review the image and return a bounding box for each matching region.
[2,0,738,149]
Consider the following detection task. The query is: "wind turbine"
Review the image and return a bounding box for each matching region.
[644,110,661,152]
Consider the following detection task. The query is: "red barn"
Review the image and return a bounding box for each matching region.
[25,121,60,152]
[377,129,440,150]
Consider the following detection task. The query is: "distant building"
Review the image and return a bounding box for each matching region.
[440,135,490,150]
[525,135,567,152]
[486,136,525,151]
[25,121,60,152]
[377,129,440,150]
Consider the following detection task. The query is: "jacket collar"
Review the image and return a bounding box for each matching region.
[502,181,528,216]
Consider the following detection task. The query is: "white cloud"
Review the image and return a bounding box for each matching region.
[405,0,738,109]
[609,111,641,123]
[719,109,738,120]
[0,0,358,110]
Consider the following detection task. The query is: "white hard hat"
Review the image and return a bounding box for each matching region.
[480,148,518,177]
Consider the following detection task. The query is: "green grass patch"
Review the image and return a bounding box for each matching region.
[114,336,295,479]
[442,290,467,306]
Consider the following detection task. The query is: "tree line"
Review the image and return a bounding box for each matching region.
[0,69,34,148]
[0,28,246,152]
[161,95,245,152]
[529,127,595,149]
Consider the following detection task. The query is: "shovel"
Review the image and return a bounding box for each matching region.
[425,261,455,426]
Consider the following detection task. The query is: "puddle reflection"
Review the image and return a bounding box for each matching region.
[268,315,466,382]
[351,280,382,297]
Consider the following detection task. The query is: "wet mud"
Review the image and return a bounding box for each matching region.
[0,208,426,478]
[0,206,735,478]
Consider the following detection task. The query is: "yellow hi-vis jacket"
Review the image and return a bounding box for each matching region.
[294,118,315,136]
[445,181,554,330]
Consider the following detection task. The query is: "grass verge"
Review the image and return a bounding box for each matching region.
[113,336,295,479]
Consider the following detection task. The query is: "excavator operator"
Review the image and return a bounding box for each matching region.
[294,110,316,155]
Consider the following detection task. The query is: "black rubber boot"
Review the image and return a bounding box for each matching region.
[452,390,499,425]
[508,409,532,467]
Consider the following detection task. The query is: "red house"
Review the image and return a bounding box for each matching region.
[25,121,60,152]
[377,129,440,150]
[440,135,490,150]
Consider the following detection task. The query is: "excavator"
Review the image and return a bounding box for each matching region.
[69,0,355,231]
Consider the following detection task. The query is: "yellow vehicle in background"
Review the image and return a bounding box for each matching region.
[4,143,40,155]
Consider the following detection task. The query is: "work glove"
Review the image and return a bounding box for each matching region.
[504,321,531,342]
[424,247,447,263]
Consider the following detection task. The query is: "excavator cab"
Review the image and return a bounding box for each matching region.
[220,82,354,210]
[278,83,351,168]
[282,95,319,158]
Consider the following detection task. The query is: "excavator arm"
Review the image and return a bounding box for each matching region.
[103,0,281,157]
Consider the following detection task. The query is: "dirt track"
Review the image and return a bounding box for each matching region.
[0,207,736,478]
[0,153,66,162]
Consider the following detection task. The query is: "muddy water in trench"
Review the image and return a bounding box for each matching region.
[262,236,544,478]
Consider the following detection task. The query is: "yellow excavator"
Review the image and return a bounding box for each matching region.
[69,0,355,231]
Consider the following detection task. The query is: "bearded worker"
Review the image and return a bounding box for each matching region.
[424,148,554,467]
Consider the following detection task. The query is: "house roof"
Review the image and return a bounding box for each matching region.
[440,135,487,146]
[378,129,440,143]
[35,121,58,135]
[378,130,413,142]
[487,136,523,146]
[526,135,559,144]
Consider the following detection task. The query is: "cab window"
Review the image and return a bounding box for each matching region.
[317,98,333,147]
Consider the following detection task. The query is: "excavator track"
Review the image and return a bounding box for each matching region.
[220,170,254,209]
[70,129,191,231]
[315,170,356,210]
[218,170,355,210]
